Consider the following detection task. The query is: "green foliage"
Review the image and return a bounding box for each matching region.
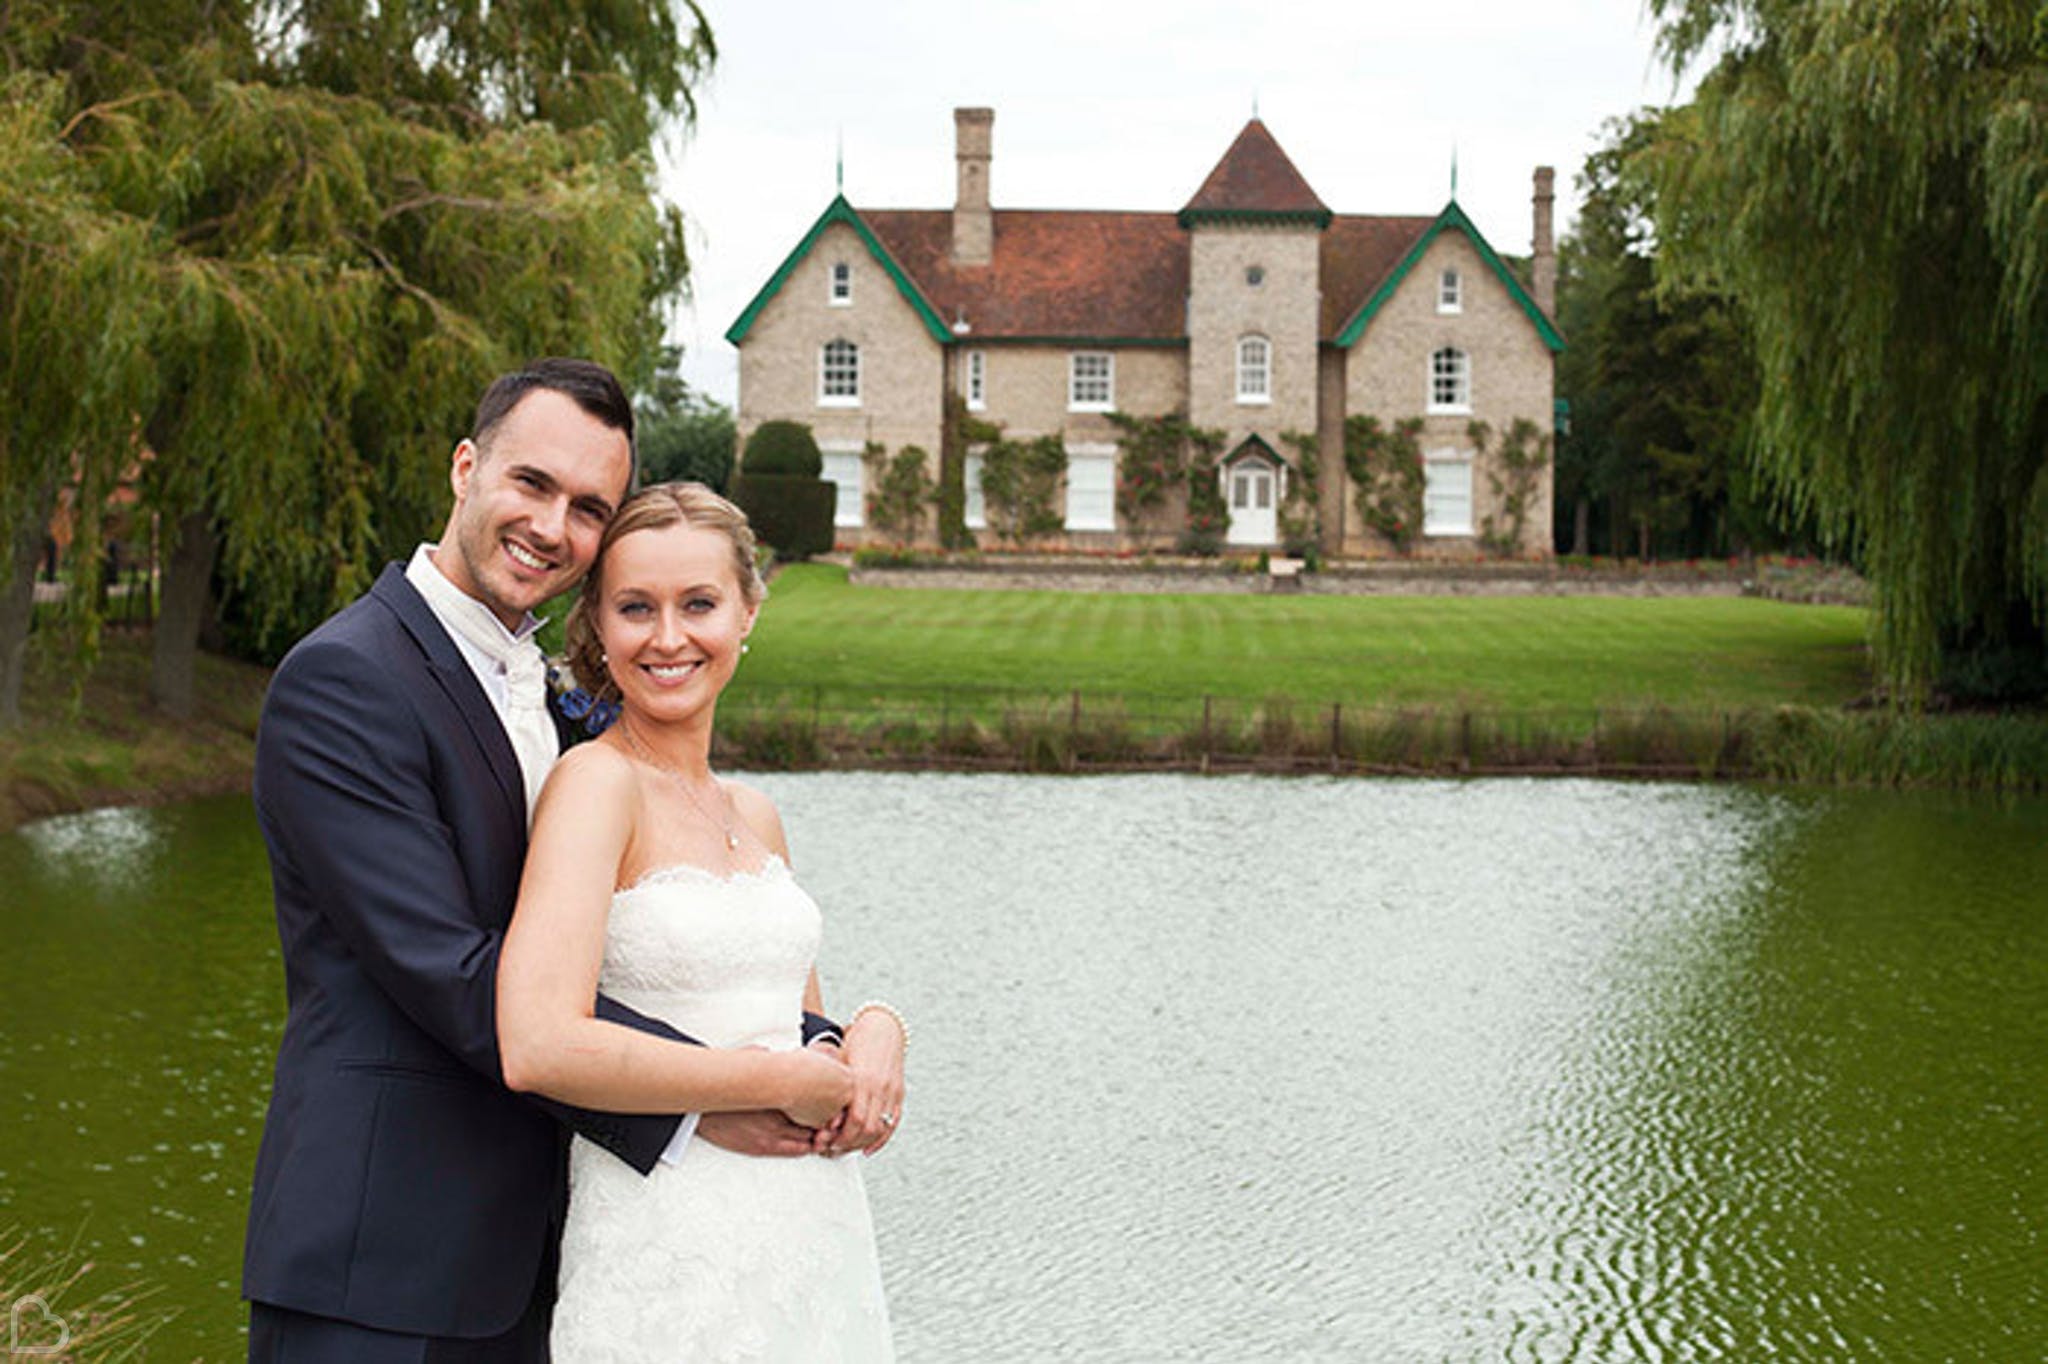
[1343,415,1426,552]
[728,474,834,562]
[0,0,706,678]
[1105,410,1228,551]
[1555,112,1774,562]
[1179,441,1229,556]
[637,350,736,491]
[935,392,988,551]
[0,72,163,716]
[1278,430,1322,557]
[980,433,1068,544]
[1472,418,1551,557]
[742,419,824,477]
[1643,0,2048,701]
[862,444,935,545]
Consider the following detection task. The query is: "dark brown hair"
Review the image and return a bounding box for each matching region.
[471,358,638,485]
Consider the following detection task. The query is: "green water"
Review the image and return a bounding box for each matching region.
[1,779,2043,1361]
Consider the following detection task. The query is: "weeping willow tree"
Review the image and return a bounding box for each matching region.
[1,0,706,715]
[0,73,159,727]
[1643,0,2048,704]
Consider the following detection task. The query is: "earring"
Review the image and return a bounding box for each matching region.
[600,652,608,664]
[740,643,750,656]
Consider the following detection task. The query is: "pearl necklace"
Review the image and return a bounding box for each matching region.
[619,721,742,852]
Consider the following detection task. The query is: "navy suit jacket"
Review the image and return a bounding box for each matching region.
[243,565,694,1338]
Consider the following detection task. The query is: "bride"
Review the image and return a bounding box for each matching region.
[495,483,903,1361]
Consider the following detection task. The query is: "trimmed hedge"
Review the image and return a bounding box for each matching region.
[730,474,836,561]
[742,420,824,477]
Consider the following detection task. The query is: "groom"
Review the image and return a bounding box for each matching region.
[243,359,835,1360]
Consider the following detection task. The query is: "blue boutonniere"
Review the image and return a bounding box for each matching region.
[547,664,620,738]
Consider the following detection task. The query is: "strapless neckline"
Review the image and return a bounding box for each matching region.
[616,852,790,897]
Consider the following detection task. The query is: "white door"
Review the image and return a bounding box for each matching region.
[1226,460,1277,546]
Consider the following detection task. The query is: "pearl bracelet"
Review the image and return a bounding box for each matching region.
[850,1000,910,1054]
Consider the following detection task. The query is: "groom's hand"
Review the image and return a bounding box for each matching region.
[696,1111,819,1158]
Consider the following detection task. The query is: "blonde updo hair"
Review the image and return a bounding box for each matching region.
[564,482,767,701]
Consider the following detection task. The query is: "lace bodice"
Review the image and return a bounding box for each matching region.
[600,855,819,1051]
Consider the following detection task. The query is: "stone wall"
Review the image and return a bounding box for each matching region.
[1339,229,1555,558]
[736,220,945,463]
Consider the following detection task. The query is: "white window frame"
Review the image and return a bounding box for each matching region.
[1423,449,1474,537]
[1068,351,1114,413]
[963,449,988,530]
[819,441,865,528]
[819,339,860,407]
[1064,442,1118,531]
[1438,268,1462,314]
[1428,346,1471,414]
[1236,335,1272,405]
[829,261,852,306]
[966,350,987,410]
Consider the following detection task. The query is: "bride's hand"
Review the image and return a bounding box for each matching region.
[820,1010,906,1157]
[778,1048,853,1130]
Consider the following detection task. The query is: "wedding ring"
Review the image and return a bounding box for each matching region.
[881,1112,897,1127]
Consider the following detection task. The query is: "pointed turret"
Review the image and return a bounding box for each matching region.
[1179,120,1332,229]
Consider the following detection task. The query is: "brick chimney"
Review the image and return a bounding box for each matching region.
[1532,165,1556,317]
[953,107,993,266]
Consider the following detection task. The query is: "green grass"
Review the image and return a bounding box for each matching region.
[0,631,268,831]
[733,564,1874,711]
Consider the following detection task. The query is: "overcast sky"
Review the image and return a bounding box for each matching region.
[658,0,1698,405]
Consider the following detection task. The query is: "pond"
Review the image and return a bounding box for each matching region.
[1,775,2043,1360]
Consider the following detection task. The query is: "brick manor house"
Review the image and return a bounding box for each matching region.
[727,108,1563,556]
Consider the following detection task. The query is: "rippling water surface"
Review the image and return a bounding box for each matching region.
[1,777,2043,1360]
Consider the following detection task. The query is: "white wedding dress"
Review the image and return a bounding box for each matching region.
[551,855,895,1363]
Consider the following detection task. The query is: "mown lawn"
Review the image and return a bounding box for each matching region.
[734,564,1874,713]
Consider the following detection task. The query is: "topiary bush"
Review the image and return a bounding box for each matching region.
[732,421,834,560]
[742,420,824,477]
[730,475,836,561]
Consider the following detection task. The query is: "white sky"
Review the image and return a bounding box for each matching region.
[658,0,1697,405]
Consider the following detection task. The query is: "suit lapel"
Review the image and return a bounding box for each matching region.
[369,564,527,830]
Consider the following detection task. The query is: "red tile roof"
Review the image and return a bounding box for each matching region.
[864,210,1190,341]
[861,207,1432,344]
[1320,215,1438,338]
[1181,120,1330,223]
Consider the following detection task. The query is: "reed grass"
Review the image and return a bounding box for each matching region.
[0,1232,170,1362]
[711,686,2048,790]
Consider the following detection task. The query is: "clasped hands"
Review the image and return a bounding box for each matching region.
[698,1012,906,1159]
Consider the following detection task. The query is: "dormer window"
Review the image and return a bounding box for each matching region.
[1438,268,1462,314]
[830,261,852,306]
[1236,335,1271,405]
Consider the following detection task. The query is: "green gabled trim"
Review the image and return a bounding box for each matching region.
[1224,433,1281,466]
[1176,207,1333,230]
[1334,200,1565,352]
[725,195,952,346]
